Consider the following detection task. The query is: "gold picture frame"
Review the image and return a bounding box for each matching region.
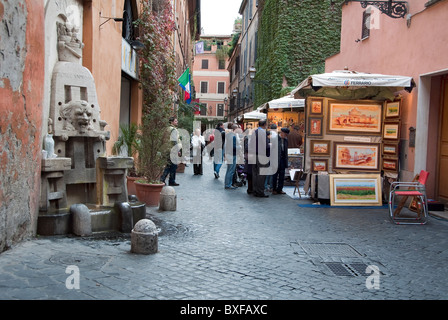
[327,100,383,135]
[333,142,380,172]
[383,122,400,140]
[385,101,400,119]
[329,174,383,206]
[311,158,328,172]
[309,140,331,156]
[309,98,324,115]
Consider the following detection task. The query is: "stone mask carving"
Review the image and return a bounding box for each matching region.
[60,100,93,134]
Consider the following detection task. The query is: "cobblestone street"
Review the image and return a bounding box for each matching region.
[1,159,448,306]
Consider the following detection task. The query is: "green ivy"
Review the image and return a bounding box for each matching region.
[255,0,342,107]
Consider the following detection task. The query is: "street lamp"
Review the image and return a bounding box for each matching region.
[232,88,238,122]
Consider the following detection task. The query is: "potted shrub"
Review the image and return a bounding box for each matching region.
[133,0,177,206]
[112,123,140,195]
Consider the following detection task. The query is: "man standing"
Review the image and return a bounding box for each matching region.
[213,122,225,178]
[288,125,303,149]
[160,117,181,186]
[250,119,270,197]
[272,127,289,195]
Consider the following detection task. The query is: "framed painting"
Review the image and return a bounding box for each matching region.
[311,159,328,172]
[308,116,323,137]
[329,174,383,206]
[382,157,399,172]
[385,101,400,119]
[309,98,324,115]
[327,100,382,135]
[383,122,400,140]
[333,142,380,172]
[309,140,331,156]
[288,154,304,170]
[382,143,399,156]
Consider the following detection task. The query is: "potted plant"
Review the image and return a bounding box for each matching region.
[133,0,177,206]
[112,123,140,195]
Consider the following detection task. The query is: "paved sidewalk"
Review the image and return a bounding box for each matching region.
[1,159,448,303]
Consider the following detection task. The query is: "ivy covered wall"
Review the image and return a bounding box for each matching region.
[255,0,342,107]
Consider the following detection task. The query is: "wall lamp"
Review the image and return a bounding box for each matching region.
[99,12,124,28]
[130,40,145,51]
[249,67,270,87]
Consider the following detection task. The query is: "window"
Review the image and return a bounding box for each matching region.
[202,59,209,69]
[218,60,226,70]
[217,104,224,117]
[200,81,208,94]
[361,9,371,40]
[217,82,225,94]
[200,103,207,116]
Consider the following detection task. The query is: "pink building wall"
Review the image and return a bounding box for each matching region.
[325,0,448,197]
[193,40,230,121]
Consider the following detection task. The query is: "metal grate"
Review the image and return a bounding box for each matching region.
[325,262,354,277]
[299,242,362,257]
[324,262,384,277]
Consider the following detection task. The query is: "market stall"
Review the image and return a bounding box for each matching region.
[258,95,306,179]
[291,70,415,205]
[237,109,266,130]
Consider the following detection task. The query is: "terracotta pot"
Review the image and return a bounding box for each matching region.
[127,176,139,196]
[134,181,165,207]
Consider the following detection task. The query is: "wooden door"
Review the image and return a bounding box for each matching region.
[437,76,448,203]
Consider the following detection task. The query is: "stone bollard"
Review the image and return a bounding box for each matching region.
[131,219,158,254]
[159,186,176,211]
[70,204,92,236]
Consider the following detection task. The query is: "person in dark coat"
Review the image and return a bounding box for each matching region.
[249,119,270,197]
[272,127,289,195]
[288,125,302,149]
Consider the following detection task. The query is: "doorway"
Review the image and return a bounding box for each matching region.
[437,75,448,204]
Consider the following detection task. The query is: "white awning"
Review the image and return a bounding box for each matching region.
[258,95,305,111]
[292,70,415,99]
[237,110,267,122]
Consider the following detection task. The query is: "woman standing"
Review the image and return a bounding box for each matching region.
[191,128,205,175]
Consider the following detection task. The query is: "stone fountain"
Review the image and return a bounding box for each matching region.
[37,20,145,236]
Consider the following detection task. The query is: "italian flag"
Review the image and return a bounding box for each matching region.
[178,68,191,104]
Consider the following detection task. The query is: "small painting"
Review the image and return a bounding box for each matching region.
[309,98,324,115]
[382,158,398,172]
[311,159,328,172]
[385,101,400,119]
[383,143,398,156]
[383,122,400,140]
[310,140,331,156]
[333,142,380,171]
[308,117,323,137]
[328,101,382,135]
[329,174,382,206]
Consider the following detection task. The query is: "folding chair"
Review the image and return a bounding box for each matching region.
[292,170,303,198]
[388,170,430,225]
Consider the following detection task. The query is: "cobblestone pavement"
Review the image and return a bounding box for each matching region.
[1,159,448,304]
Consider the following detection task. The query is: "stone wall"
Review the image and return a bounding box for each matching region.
[0,0,45,252]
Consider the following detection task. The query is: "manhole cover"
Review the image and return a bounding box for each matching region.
[298,242,362,257]
[48,252,109,268]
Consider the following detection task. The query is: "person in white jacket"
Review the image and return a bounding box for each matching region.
[191,128,205,175]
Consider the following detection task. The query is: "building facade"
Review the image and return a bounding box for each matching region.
[192,35,232,127]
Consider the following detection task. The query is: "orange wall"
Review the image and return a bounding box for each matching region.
[83,0,125,155]
[0,0,45,248]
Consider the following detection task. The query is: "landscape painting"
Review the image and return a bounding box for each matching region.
[333,142,380,171]
[328,101,382,134]
[329,174,382,206]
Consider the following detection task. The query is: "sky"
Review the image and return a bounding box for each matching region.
[200,0,242,35]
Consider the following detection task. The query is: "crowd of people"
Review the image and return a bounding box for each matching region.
[160,117,303,198]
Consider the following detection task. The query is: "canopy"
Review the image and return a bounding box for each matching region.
[237,110,267,122]
[292,70,416,101]
[258,95,305,111]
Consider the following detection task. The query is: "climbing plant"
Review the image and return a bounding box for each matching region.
[255,0,343,107]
